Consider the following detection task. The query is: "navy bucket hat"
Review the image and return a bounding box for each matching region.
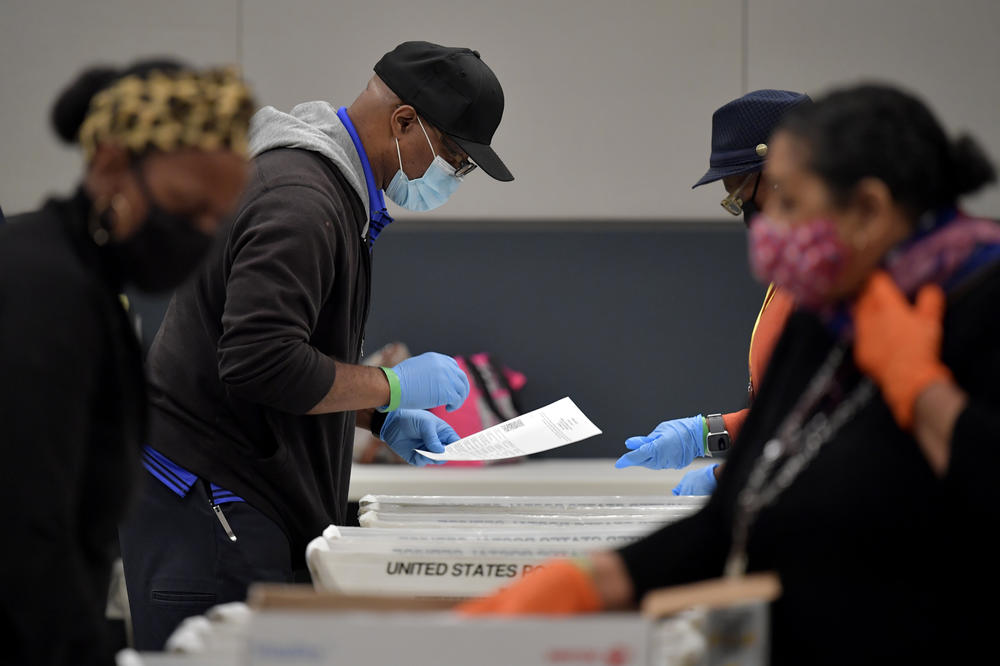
[693,89,811,188]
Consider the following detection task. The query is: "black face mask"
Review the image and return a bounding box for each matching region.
[742,173,762,227]
[108,170,216,293]
[742,199,760,227]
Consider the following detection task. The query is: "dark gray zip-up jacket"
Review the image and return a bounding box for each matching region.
[146,144,371,562]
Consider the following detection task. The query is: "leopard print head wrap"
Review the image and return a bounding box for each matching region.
[78,66,255,160]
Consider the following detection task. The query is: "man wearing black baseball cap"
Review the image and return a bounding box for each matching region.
[120,42,511,649]
[615,90,809,496]
[376,40,513,183]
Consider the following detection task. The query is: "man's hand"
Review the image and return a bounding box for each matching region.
[392,352,470,411]
[379,409,460,466]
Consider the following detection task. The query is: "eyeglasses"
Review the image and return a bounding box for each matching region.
[720,172,758,216]
[411,109,479,177]
[439,132,478,176]
[453,159,478,177]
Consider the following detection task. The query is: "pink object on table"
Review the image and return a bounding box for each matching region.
[429,354,527,467]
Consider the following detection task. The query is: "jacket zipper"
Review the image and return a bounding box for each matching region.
[206,481,238,542]
[359,233,373,360]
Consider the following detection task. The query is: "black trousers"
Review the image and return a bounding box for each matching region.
[119,474,306,650]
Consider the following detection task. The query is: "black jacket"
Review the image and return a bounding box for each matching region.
[0,190,146,665]
[146,148,371,561]
[619,261,1000,664]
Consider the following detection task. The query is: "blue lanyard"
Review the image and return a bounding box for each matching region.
[336,106,394,243]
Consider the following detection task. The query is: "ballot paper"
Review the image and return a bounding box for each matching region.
[331,525,655,546]
[418,396,601,461]
[358,494,707,515]
[357,512,695,530]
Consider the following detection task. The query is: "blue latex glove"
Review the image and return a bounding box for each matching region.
[380,409,460,467]
[672,464,719,496]
[615,415,705,469]
[392,352,470,411]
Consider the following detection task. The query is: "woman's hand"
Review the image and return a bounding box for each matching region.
[852,271,952,429]
[853,271,965,474]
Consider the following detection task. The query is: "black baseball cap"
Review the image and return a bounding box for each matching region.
[375,41,513,182]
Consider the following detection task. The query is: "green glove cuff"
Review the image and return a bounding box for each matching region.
[377,366,402,413]
[701,415,710,456]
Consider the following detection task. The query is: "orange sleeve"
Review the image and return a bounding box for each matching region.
[720,287,795,444]
[722,409,749,440]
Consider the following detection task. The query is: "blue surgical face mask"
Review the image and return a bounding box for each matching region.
[385,117,462,211]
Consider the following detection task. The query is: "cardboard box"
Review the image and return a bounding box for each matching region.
[243,577,777,666]
[305,524,644,598]
[246,610,651,666]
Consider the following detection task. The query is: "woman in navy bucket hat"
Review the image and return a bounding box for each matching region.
[693,90,812,192]
[615,90,810,495]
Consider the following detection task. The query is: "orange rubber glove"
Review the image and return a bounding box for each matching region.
[852,271,953,430]
[456,559,603,616]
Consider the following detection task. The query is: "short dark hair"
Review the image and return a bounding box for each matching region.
[777,83,995,220]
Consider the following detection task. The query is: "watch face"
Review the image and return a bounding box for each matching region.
[708,433,730,452]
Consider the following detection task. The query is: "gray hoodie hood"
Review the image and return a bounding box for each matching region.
[248,101,371,232]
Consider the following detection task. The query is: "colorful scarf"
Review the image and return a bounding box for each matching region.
[822,208,1000,338]
[885,208,1000,296]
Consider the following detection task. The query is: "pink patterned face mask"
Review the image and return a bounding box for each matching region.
[748,213,852,310]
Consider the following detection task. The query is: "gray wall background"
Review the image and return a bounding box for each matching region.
[4,0,1000,456]
[2,0,999,218]
[358,221,764,457]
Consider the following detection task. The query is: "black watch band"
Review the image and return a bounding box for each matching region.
[370,410,389,438]
[705,413,731,455]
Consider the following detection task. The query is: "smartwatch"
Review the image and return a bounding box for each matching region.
[705,413,731,456]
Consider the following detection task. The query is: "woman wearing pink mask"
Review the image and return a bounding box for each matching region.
[458,83,1000,664]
